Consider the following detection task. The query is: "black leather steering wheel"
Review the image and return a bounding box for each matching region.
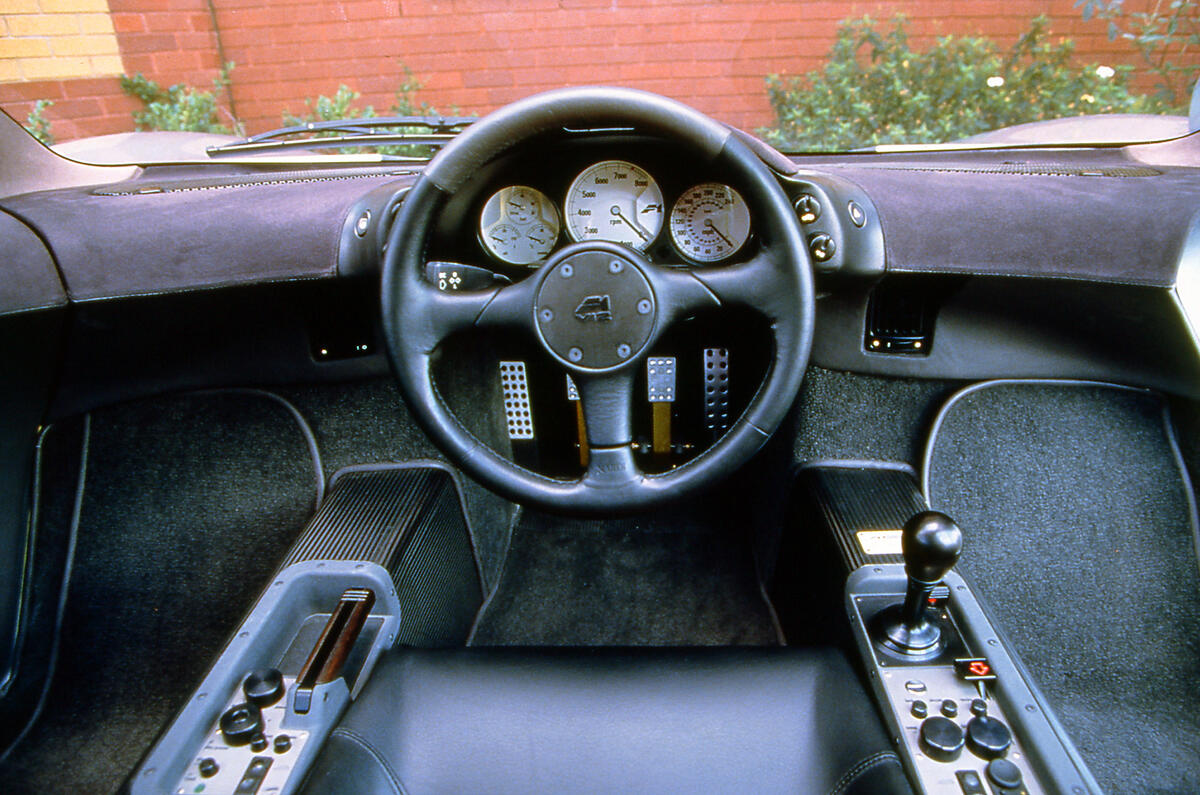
[382,87,814,512]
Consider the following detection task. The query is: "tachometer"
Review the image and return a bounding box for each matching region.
[479,185,561,266]
[564,160,663,250]
[669,183,751,263]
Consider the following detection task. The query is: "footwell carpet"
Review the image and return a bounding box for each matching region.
[0,392,318,795]
[469,507,781,647]
[925,381,1200,795]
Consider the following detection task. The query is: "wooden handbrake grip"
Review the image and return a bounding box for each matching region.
[292,587,375,714]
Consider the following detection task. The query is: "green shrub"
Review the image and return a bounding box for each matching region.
[1077,0,1200,108]
[121,64,238,134]
[283,66,451,157]
[24,99,54,145]
[762,15,1163,152]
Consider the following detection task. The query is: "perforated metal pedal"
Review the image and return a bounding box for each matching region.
[499,361,533,440]
[702,348,730,434]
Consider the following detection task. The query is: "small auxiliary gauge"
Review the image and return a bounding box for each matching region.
[479,185,561,266]
[669,183,751,263]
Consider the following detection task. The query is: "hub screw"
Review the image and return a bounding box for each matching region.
[560,264,574,278]
[540,308,554,322]
[636,299,652,314]
[617,343,631,358]
[609,260,624,273]
[568,347,583,362]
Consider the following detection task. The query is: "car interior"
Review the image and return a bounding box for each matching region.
[0,85,1197,794]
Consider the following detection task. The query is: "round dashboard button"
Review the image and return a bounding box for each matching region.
[967,715,1013,759]
[987,758,1023,789]
[919,716,965,763]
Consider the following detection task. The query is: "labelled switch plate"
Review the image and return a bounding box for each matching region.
[175,676,310,795]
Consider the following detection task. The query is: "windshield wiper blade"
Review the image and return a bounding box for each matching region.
[207,115,477,157]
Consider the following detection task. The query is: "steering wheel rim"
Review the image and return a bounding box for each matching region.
[381,86,814,513]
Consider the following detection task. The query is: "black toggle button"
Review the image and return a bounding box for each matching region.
[967,715,1013,759]
[219,702,263,747]
[941,699,959,718]
[243,668,285,708]
[911,700,928,719]
[274,734,292,753]
[198,758,219,778]
[919,716,965,763]
[970,698,988,717]
[987,758,1023,789]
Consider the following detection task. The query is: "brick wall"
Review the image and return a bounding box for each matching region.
[0,0,1190,143]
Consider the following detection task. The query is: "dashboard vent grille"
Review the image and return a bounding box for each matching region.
[868,164,1161,178]
[91,169,417,196]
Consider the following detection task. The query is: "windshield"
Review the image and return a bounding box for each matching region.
[1,1,1196,163]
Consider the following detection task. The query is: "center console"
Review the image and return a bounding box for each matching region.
[796,462,1102,795]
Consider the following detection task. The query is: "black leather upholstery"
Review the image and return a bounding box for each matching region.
[300,647,911,795]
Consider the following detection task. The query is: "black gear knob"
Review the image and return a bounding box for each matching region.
[903,511,963,584]
[875,511,964,659]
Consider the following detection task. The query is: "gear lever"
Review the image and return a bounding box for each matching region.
[876,511,963,658]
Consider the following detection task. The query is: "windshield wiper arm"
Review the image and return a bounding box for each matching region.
[206,115,476,157]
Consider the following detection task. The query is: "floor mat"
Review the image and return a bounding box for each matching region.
[469,507,781,647]
[924,381,1200,795]
[0,392,319,795]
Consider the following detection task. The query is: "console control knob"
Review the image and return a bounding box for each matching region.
[987,758,1023,789]
[243,668,285,707]
[919,716,965,763]
[218,702,263,747]
[970,698,988,717]
[250,733,268,752]
[967,715,1013,759]
[198,758,219,778]
[911,700,928,719]
[274,734,292,753]
[941,699,958,718]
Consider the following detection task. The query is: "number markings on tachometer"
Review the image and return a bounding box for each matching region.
[564,160,663,250]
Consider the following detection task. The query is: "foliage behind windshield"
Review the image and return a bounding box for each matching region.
[0,1,1197,158]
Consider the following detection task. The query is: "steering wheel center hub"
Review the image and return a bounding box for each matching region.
[534,247,656,370]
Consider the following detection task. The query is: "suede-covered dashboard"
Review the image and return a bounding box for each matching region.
[2,132,1199,413]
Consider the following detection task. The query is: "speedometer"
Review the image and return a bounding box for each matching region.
[479,185,560,266]
[669,183,751,263]
[564,160,663,250]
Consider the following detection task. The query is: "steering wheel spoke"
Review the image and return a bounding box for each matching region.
[411,265,537,349]
[647,266,721,326]
[691,249,789,319]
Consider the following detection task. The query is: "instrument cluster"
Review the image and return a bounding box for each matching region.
[476,159,752,268]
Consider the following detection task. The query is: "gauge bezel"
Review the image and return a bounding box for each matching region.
[563,159,664,251]
[477,184,562,267]
[668,182,752,265]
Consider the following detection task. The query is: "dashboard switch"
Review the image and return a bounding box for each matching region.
[919,716,965,763]
[967,715,1013,759]
[808,233,836,263]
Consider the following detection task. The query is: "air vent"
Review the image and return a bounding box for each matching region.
[867,164,1161,178]
[91,169,416,196]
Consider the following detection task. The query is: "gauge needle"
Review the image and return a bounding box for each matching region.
[704,218,734,247]
[611,205,648,241]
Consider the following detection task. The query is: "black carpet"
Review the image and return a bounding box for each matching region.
[469,507,781,647]
[925,382,1200,795]
[0,392,319,795]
